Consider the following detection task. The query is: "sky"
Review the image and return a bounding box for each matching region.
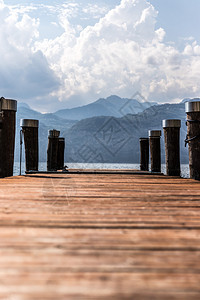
[1,0,200,112]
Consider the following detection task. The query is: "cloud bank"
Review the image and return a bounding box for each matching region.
[0,1,60,104]
[1,0,200,111]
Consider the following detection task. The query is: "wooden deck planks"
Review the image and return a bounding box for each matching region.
[0,172,200,298]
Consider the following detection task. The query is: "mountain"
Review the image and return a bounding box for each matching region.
[14,95,157,162]
[14,96,192,165]
[62,102,189,164]
[54,95,157,120]
[18,102,31,109]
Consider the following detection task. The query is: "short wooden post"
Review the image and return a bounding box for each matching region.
[57,138,65,170]
[47,129,60,171]
[20,119,39,172]
[149,130,161,173]
[0,98,17,178]
[139,138,149,171]
[0,115,2,177]
[185,101,200,180]
[163,119,181,176]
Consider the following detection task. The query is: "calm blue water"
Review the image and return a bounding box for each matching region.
[13,162,190,178]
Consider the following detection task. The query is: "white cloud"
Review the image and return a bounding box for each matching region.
[82,4,108,19]
[181,36,195,42]
[6,4,37,15]
[34,0,200,105]
[0,1,60,102]
[0,0,200,111]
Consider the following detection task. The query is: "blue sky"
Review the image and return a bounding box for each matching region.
[150,0,200,46]
[1,0,200,112]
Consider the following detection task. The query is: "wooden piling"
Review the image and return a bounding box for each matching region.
[47,129,60,171]
[57,137,65,170]
[149,130,161,173]
[163,119,181,176]
[0,115,2,177]
[20,119,39,172]
[0,98,17,178]
[185,101,200,180]
[139,138,149,171]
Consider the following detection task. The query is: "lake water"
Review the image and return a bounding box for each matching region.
[13,162,190,178]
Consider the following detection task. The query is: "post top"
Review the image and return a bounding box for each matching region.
[148,130,162,137]
[162,119,181,128]
[185,101,200,113]
[0,97,17,112]
[48,129,60,138]
[139,137,149,141]
[20,119,39,128]
[59,137,65,142]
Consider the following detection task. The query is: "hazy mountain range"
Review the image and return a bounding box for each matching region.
[15,95,194,164]
[63,102,188,164]
[54,95,157,120]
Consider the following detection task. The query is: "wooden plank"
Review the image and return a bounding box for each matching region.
[0,171,200,298]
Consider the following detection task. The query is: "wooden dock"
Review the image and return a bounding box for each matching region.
[0,170,200,299]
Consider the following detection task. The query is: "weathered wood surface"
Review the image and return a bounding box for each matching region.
[186,111,200,180]
[23,126,39,171]
[47,137,59,171]
[149,137,161,173]
[0,110,16,178]
[164,127,180,176]
[140,138,149,171]
[0,172,200,299]
[57,138,65,170]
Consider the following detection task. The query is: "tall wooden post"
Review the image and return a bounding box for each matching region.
[149,130,161,173]
[163,119,181,176]
[140,138,149,171]
[0,115,2,177]
[47,129,60,171]
[57,138,65,170]
[20,119,39,172]
[185,101,200,180]
[0,97,17,178]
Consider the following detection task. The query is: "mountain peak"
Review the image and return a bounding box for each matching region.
[106,95,121,101]
[18,102,31,109]
[55,95,156,120]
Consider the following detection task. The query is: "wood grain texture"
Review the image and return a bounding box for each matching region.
[163,127,180,176]
[187,112,200,180]
[140,138,149,171]
[0,110,15,177]
[0,172,200,299]
[23,127,38,171]
[47,138,59,171]
[149,137,161,173]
